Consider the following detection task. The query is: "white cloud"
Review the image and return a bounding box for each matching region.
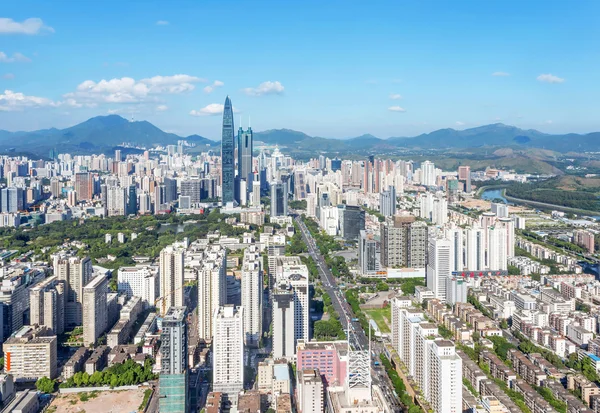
[0,18,54,35]
[0,52,31,63]
[389,93,402,100]
[2,73,14,79]
[537,73,564,84]
[156,20,169,25]
[203,80,224,94]
[492,71,510,77]
[156,104,168,112]
[190,103,239,116]
[64,74,204,105]
[455,121,465,126]
[0,89,59,111]
[388,106,406,112]
[242,81,284,96]
[544,120,553,124]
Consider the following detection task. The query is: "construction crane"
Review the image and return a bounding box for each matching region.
[154,284,187,316]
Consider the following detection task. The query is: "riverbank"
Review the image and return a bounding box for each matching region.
[478,186,600,216]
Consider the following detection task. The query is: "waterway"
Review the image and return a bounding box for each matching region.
[480,188,508,203]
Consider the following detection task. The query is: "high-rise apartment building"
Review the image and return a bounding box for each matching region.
[159,245,185,315]
[54,254,93,327]
[29,276,65,335]
[381,216,428,269]
[380,185,396,217]
[241,246,262,348]
[197,245,227,342]
[106,186,127,216]
[1,187,24,213]
[421,160,436,187]
[359,230,380,276]
[426,236,453,301]
[221,96,235,204]
[3,325,57,380]
[213,305,244,403]
[272,289,295,359]
[74,172,94,201]
[82,275,108,346]
[427,340,462,413]
[297,369,324,413]
[159,307,188,413]
[117,265,159,309]
[465,225,485,271]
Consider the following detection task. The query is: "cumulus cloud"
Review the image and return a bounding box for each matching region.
[242,81,284,96]
[388,106,406,112]
[190,103,239,116]
[2,73,14,79]
[389,93,402,100]
[492,71,510,77]
[63,74,204,105]
[156,20,169,25]
[0,89,59,111]
[0,52,31,63]
[0,18,54,35]
[156,104,168,112]
[203,80,224,94]
[455,121,465,126]
[537,73,564,84]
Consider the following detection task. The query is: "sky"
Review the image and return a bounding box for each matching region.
[1,0,600,140]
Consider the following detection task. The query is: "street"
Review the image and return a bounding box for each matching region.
[294,215,404,413]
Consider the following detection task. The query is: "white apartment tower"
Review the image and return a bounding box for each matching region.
[117,265,158,309]
[82,274,108,346]
[428,340,462,413]
[241,246,262,347]
[159,245,185,315]
[213,305,244,402]
[197,245,227,342]
[426,237,454,301]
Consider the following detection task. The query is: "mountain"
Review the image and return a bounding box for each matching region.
[2,116,600,156]
[0,115,218,154]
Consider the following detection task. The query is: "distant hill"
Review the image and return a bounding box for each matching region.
[0,115,218,155]
[2,116,600,155]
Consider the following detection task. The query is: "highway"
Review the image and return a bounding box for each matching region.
[294,214,404,413]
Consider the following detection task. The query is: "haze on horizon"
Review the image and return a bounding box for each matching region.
[1,0,599,140]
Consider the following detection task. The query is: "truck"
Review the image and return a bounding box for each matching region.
[352,318,359,322]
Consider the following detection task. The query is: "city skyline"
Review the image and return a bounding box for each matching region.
[2,1,600,139]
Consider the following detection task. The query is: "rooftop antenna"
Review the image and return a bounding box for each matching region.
[249,115,251,128]
[239,115,242,129]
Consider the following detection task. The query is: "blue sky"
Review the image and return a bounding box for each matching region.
[1,0,599,140]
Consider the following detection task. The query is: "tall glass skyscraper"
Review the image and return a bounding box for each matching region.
[221,96,235,204]
[236,126,253,203]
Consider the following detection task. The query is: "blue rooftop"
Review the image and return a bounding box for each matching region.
[274,364,290,381]
[588,353,600,362]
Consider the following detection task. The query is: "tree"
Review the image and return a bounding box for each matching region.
[36,376,56,393]
[376,281,389,292]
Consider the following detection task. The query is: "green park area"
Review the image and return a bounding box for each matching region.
[364,307,391,333]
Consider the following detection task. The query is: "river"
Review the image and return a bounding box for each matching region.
[480,188,508,203]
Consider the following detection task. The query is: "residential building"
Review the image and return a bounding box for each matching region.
[213,305,244,404]
[159,244,185,315]
[82,275,108,346]
[29,275,65,335]
[54,254,93,327]
[159,307,188,413]
[3,325,57,381]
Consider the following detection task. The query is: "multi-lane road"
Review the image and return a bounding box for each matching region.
[294,214,404,413]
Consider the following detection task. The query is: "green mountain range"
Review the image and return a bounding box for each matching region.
[0,115,598,156]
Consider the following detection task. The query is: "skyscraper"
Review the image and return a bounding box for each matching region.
[270,181,288,217]
[237,126,253,204]
[241,246,262,348]
[221,96,235,204]
[213,305,244,404]
[426,236,453,301]
[159,307,188,413]
[197,245,227,342]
